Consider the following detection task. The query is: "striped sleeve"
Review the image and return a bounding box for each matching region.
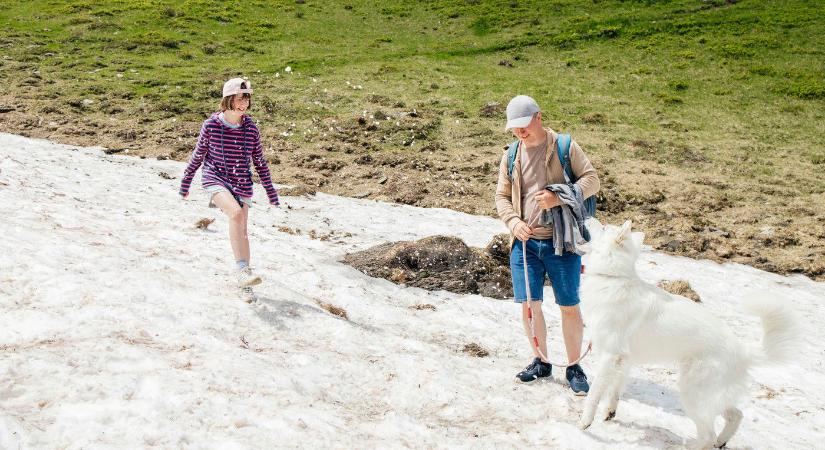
[180,121,210,196]
[249,125,280,205]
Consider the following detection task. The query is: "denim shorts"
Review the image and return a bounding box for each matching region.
[205,185,252,208]
[510,238,581,306]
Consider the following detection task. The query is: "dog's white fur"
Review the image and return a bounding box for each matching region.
[578,219,799,449]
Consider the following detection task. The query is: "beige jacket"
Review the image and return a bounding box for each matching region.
[495,129,600,246]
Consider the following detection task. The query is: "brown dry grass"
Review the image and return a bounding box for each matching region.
[316,300,349,320]
[194,217,214,230]
[657,279,701,302]
[409,303,437,311]
[462,342,490,358]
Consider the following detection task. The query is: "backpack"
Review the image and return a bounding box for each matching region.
[506,133,597,217]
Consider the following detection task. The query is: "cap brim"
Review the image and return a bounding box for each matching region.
[223,88,253,97]
[504,116,533,131]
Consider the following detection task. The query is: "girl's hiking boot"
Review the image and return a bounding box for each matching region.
[237,267,262,288]
[566,364,590,395]
[240,286,258,303]
[516,357,552,383]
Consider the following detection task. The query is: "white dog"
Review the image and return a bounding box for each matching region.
[577,219,798,449]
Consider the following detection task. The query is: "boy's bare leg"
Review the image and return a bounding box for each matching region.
[522,301,548,361]
[560,305,583,363]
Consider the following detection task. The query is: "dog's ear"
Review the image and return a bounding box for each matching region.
[585,217,603,240]
[615,220,632,245]
[585,217,603,229]
[631,231,645,249]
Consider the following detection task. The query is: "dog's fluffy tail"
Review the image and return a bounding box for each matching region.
[743,294,800,366]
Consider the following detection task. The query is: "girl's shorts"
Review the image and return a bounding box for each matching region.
[204,185,252,208]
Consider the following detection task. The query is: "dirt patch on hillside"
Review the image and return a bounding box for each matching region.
[343,235,512,299]
[1,93,822,282]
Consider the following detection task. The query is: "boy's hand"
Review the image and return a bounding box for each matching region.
[514,221,533,241]
[535,190,560,209]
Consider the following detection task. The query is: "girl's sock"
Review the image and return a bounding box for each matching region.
[237,260,249,270]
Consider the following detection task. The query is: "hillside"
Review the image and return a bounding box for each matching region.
[0,0,823,279]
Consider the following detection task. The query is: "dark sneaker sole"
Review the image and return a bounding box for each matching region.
[569,381,590,396]
[514,375,551,384]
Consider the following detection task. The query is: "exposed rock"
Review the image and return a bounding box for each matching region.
[664,239,683,252]
[343,235,512,299]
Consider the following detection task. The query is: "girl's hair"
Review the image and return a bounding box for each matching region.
[220,81,252,111]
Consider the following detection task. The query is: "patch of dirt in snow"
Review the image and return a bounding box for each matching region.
[657,279,701,302]
[343,235,511,299]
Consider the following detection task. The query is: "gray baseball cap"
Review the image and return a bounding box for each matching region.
[504,95,540,130]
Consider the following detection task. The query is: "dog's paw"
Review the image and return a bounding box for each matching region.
[577,418,592,430]
[605,410,616,421]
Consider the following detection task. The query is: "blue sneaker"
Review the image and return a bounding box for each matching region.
[566,364,589,395]
[516,357,552,383]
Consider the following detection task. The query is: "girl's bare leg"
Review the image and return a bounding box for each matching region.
[211,192,249,264]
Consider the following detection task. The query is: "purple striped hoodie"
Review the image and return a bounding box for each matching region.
[180,113,279,205]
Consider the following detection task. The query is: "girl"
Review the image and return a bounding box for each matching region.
[179,77,279,302]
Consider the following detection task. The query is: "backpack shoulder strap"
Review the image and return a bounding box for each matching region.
[555,133,575,183]
[506,140,520,180]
